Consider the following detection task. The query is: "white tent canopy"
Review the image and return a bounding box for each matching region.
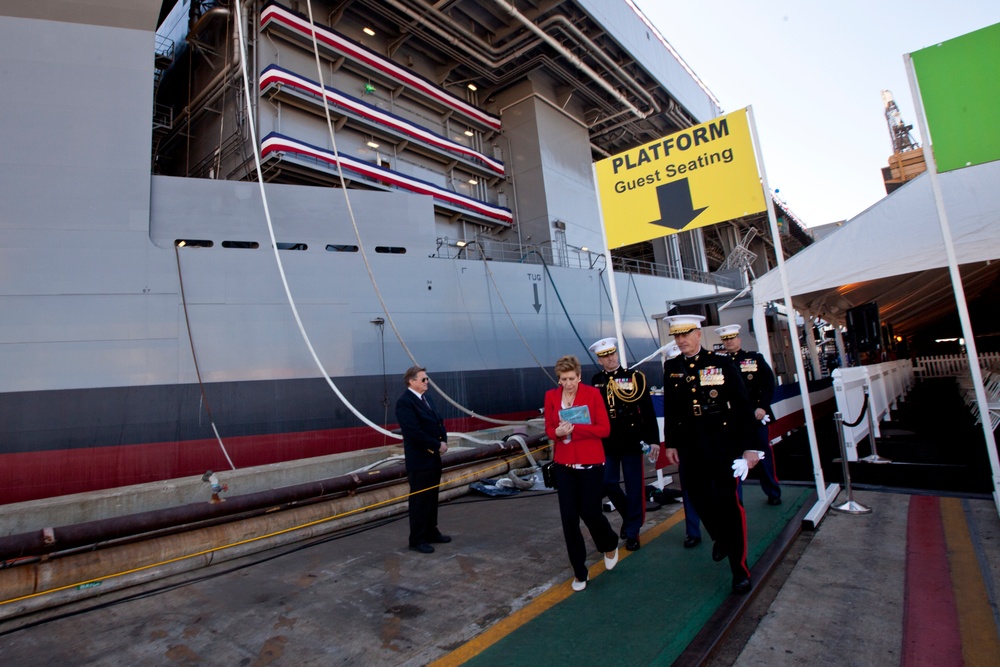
[752,160,1000,336]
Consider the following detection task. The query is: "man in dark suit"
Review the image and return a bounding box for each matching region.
[396,366,451,554]
[715,324,781,506]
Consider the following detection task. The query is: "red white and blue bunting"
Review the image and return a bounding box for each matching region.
[261,132,513,225]
[260,65,504,176]
[261,3,501,131]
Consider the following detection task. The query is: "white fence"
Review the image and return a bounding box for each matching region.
[914,352,1000,379]
[956,365,1000,431]
[832,361,915,461]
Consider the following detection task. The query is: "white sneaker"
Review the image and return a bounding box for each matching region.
[571,578,587,592]
[604,547,619,571]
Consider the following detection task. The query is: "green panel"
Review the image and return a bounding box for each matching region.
[911,22,1000,172]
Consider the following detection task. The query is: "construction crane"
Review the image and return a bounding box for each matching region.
[880,90,925,193]
[881,90,919,154]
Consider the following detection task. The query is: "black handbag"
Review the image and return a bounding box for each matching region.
[541,461,557,489]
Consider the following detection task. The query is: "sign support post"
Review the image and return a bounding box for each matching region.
[593,164,628,367]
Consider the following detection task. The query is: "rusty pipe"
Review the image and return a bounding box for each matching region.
[0,434,546,561]
[0,453,547,622]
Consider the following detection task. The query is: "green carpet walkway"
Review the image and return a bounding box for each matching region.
[439,484,812,666]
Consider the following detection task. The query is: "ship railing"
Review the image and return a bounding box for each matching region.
[610,256,738,288]
[433,238,737,288]
[435,239,603,270]
[154,34,175,70]
[152,34,175,139]
[153,103,174,132]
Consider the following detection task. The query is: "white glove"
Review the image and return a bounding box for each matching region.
[756,450,766,460]
[732,458,749,480]
[760,414,771,424]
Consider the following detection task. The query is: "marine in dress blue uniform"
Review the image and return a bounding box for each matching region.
[716,324,781,505]
[661,315,760,594]
[589,337,661,551]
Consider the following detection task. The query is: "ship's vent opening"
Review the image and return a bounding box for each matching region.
[175,239,213,248]
[375,246,406,254]
[277,243,308,250]
[326,244,359,252]
[222,241,260,249]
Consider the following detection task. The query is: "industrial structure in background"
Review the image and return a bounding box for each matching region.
[881,89,927,193]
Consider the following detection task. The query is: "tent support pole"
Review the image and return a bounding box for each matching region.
[747,105,831,524]
[906,55,1000,518]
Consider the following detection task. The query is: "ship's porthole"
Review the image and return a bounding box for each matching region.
[175,239,213,248]
[375,246,406,254]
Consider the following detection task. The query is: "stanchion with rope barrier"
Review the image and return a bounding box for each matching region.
[831,391,872,514]
[859,385,892,464]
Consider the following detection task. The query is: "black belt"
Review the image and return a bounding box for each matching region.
[692,405,723,417]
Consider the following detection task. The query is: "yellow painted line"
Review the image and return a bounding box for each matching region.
[940,497,1000,665]
[429,509,687,667]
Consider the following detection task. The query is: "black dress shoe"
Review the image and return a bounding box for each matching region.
[409,543,435,554]
[619,527,627,540]
[625,537,641,551]
[732,577,752,595]
[430,534,452,543]
[683,535,702,549]
[767,497,783,506]
[712,542,727,562]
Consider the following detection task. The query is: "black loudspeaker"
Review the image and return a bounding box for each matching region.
[669,303,719,326]
[846,302,881,363]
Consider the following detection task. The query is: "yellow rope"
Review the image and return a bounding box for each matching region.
[606,370,646,403]
[1,444,550,606]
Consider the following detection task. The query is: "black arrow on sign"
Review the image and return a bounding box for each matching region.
[532,284,542,313]
[650,178,707,231]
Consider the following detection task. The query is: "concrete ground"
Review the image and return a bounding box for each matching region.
[723,488,1000,666]
[5,377,998,665]
[3,481,997,666]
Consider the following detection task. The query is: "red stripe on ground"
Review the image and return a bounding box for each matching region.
[901,495,963,666]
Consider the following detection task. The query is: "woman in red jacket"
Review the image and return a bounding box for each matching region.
[544,355,620,591]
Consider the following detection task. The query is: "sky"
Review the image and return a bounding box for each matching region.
[632,0,1000,227]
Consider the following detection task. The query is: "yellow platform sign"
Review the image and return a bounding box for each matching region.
[595,108,766,248]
